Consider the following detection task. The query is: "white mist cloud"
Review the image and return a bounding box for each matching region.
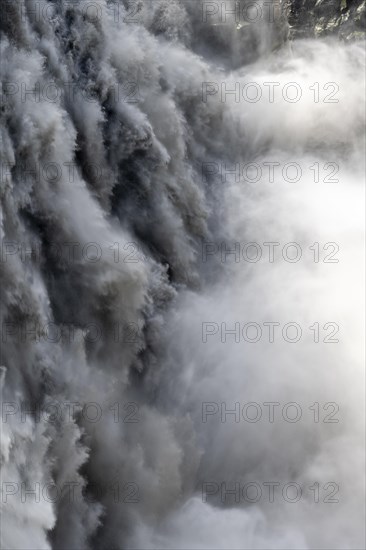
[0,1,364,549]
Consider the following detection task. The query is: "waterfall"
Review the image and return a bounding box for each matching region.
[1,1,365,548]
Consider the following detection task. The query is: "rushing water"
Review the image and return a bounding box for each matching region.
[0,1,365,549]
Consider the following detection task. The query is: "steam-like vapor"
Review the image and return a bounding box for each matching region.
[0,1,365,549]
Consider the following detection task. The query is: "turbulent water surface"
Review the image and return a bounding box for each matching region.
[0,1,365,549]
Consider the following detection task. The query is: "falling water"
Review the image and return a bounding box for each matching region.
[0,1,365,549]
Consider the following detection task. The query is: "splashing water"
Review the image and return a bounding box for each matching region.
[0,1,365,549]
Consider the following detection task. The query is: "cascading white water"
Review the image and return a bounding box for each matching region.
[0,1,365,549]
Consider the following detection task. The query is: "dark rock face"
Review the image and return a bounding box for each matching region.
[288,0,366,40]
[187,0,364,70]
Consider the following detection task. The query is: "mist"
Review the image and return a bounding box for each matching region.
[1,1,365,549]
